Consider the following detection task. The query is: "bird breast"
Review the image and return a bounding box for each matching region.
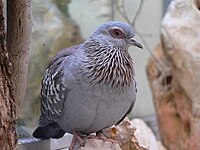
[80,40,135,91]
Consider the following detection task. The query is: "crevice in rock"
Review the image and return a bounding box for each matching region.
[195,0,200,10]
[162,74,173,90]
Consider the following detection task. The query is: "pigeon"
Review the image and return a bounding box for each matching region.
[33,21,143,149]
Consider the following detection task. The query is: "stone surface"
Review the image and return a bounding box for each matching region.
[76,118,166,150]
[157,141,167,150]
[77,139,121,150]
[102,117,150,150]
[72,118,152,150]
[147,0,200,149]
[131,119,159,150]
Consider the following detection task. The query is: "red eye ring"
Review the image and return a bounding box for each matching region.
[109,28,125,39]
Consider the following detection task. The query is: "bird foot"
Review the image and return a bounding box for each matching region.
[87,132,118,144]
[69,131,86,150]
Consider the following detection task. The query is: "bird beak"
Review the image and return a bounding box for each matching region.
[127,37,143,49]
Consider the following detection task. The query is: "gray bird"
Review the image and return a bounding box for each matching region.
[33,21,143,149]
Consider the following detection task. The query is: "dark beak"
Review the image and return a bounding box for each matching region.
[127,37,143,49]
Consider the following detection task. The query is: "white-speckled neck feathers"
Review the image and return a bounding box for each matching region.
[81,38,134,90]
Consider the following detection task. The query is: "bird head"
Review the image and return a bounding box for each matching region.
[90,21,143,50]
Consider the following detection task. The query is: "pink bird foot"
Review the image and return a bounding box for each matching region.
[69,131,85,150]
[87,131,118,144]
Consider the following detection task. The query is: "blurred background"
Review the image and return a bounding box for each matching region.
[18,0,171,139]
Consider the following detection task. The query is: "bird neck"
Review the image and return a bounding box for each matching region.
[81,38,135,91]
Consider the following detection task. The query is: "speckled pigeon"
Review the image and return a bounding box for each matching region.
[33,21,143,149]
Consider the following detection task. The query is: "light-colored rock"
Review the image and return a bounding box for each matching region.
[147,0,200,150]
[78,139,121,150]
[131,118,159,150]
[73,117,154,150]
[157,141,167,150]
[103,117,149,150]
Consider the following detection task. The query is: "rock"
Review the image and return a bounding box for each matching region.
[157,141,167,150]
[131,118,159,150]
[77,139,121,150]
[73,117,156,150]
[102,117,150,150]
[147,0,200,149]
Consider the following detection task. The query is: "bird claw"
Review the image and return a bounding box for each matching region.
[69,132,86,150]
[87,132,118,144]
[69,131,118,149]
[97,132,118,144]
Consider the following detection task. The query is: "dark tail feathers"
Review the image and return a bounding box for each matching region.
[32,122,65,139]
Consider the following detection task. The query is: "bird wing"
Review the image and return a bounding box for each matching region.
[39,45,80,126]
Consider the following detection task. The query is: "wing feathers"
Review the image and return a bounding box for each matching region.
[40,45,81,123]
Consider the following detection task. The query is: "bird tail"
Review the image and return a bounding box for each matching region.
[32,122,65,139]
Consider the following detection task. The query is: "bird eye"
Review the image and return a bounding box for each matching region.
[109,28,125,39]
